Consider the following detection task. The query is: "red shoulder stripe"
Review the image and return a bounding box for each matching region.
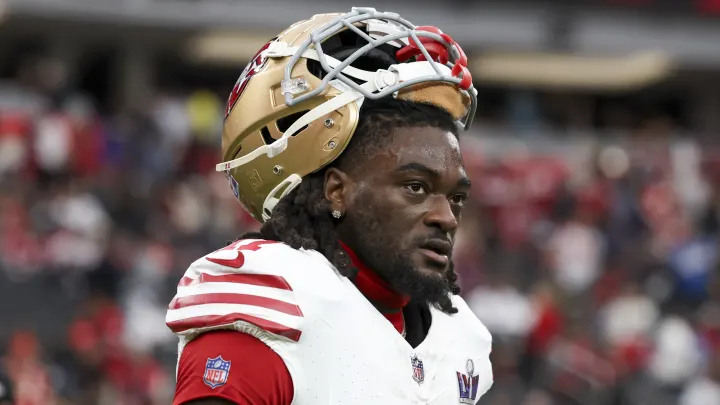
[169,293,304,317]
[178,273,293,291]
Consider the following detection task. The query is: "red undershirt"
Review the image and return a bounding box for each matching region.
[172,243,410,405]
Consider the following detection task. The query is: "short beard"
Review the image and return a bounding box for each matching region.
[347,208,452,307]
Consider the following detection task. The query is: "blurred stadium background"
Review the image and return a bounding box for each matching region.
[0,0,719,404]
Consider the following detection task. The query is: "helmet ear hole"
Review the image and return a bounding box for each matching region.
[276,110,310,136]
[261,126,274,145]
[261,110,312,147]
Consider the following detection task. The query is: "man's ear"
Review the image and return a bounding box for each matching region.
[324,167,354,214]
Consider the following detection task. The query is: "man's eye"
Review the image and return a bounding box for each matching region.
[450,194,468,207]
[405,182,427,195]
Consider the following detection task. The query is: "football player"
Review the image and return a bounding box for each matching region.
[167,7,493,405]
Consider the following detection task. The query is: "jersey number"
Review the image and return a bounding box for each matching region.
[205,240,277,269]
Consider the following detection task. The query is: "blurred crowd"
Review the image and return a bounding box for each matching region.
[460,138,720,405]
[0,54,258,405]
[0,54,719,405]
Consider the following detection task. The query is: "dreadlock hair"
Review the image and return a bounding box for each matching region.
[240,97,462,314]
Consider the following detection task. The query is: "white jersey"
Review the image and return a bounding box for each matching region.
[167,239,493,405]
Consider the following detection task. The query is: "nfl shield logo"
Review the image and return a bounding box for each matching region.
[204,356,231,389]
[411,355,425,385]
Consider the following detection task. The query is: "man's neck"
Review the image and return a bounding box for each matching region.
[339,241,409,333]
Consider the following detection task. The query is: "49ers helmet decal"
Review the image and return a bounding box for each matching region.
[225,39,277,119]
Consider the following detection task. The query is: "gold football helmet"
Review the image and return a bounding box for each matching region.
[216,7,477,222]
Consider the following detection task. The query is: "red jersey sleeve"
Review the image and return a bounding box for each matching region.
[173,330,294,405]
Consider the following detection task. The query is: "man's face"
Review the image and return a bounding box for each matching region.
[337,126,470,306]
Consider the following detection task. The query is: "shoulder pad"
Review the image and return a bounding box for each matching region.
[166,239,311,342]
[451,294,493,346]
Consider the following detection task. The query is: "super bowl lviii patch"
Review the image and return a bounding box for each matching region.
[204,356,231,389]
[457,359,479,404]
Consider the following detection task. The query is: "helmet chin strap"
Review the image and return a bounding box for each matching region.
[257,79,371,221]
[215,44,378,174]
[215,80,368,174]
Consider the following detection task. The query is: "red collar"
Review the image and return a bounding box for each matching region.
[339,241,410,335]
